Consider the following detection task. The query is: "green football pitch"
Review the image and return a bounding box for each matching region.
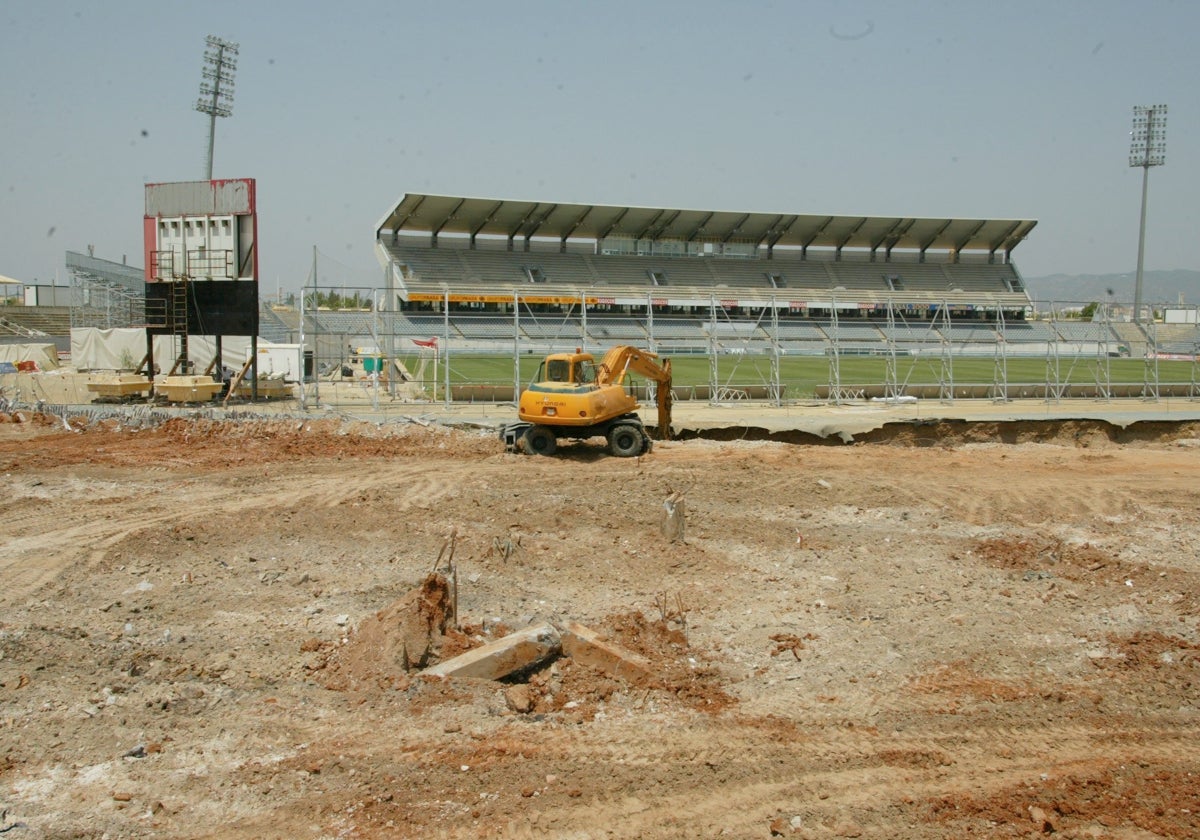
[394,352,1196,399]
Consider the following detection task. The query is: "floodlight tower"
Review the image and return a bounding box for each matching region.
[196,35,239,181]
[1129,104,1167,324]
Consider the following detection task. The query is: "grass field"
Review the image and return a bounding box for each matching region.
[396,352,1198,399]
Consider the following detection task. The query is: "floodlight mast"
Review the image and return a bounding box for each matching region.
[1129,104,1167,325]
[195,35,239,181]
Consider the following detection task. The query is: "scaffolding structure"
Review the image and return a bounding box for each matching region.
[66,251,146,330]
[286,277,1200,410]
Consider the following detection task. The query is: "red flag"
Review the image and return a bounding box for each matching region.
[412,337,438,348]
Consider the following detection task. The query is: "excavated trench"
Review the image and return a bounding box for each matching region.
[672,418,1200,447]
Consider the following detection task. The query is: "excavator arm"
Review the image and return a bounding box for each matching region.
[596,346,673,440]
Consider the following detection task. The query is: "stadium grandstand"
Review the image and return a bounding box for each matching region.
[373,194,1038,358]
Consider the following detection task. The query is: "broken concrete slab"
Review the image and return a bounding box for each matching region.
[560,621,655,687]
[423,622,561,681]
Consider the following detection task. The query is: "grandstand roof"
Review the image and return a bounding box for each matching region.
[376,194,1036,257]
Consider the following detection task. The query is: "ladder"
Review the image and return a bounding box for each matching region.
[169,278,190,374]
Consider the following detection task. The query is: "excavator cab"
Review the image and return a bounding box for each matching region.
[541,356,595,386]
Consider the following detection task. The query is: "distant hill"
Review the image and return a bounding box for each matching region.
[1022,269,1200,306]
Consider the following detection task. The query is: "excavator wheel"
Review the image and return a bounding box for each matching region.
[607,423,645,458]
[521,425,558,456]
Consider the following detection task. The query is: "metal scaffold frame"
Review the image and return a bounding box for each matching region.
[992,303,1009,403]
[1142,319,1161,402]
[289,256,1200,411]
[706,297,719,405]
[936,302,954,403]
[768,304,782,406]
[827,297,844,405]
[1093,302,1113,402]
[1191,330,1200,401]
[884,300,902,402]
[66,251,147,331]
[1044,304,1065,404]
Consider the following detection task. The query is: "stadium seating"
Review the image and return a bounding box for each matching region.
[1005,321,1056,341]
[386,241,1027,308]
[371,236,1054,362]
[1052,322,1118,343]
[942,324,999,342]
[585,315,648,342]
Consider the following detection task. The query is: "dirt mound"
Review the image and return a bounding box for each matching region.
[319,573,454,690]
[318,591,731,717]
[0,416,497,472]
[681,417,1200,447]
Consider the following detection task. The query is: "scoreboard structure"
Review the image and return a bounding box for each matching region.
[142,178,260,388]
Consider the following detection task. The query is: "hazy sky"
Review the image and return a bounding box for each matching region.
[3,0,1197,294]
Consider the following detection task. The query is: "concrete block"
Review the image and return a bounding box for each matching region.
[423,622,560,681]
[560,621,655,686]
[156,375,222,404]
[86,375,152,399]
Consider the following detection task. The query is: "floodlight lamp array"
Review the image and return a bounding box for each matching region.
[195,36,239,119]
[196,91,234,118]
[204,35,240,58]
[1129,104,1168,167]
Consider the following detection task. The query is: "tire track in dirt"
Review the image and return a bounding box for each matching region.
[0,480,182,603]
[276,461,477,512]
[483,716,1200,838]
[0,461,478,605]
[264,710,1200,838]
[732,445,1193,531]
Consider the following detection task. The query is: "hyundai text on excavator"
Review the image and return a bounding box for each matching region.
[501,346,672,457]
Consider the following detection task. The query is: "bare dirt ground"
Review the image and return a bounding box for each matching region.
[1,410,1199,839]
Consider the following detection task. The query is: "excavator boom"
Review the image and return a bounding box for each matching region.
[594,346,672,440]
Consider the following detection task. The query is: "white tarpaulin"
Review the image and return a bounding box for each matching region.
[70,328,252,372]
[247,343,302,381]
[0,342,60,370]
[70,329,144,371]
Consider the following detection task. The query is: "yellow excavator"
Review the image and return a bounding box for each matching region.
[501,346,672,457]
